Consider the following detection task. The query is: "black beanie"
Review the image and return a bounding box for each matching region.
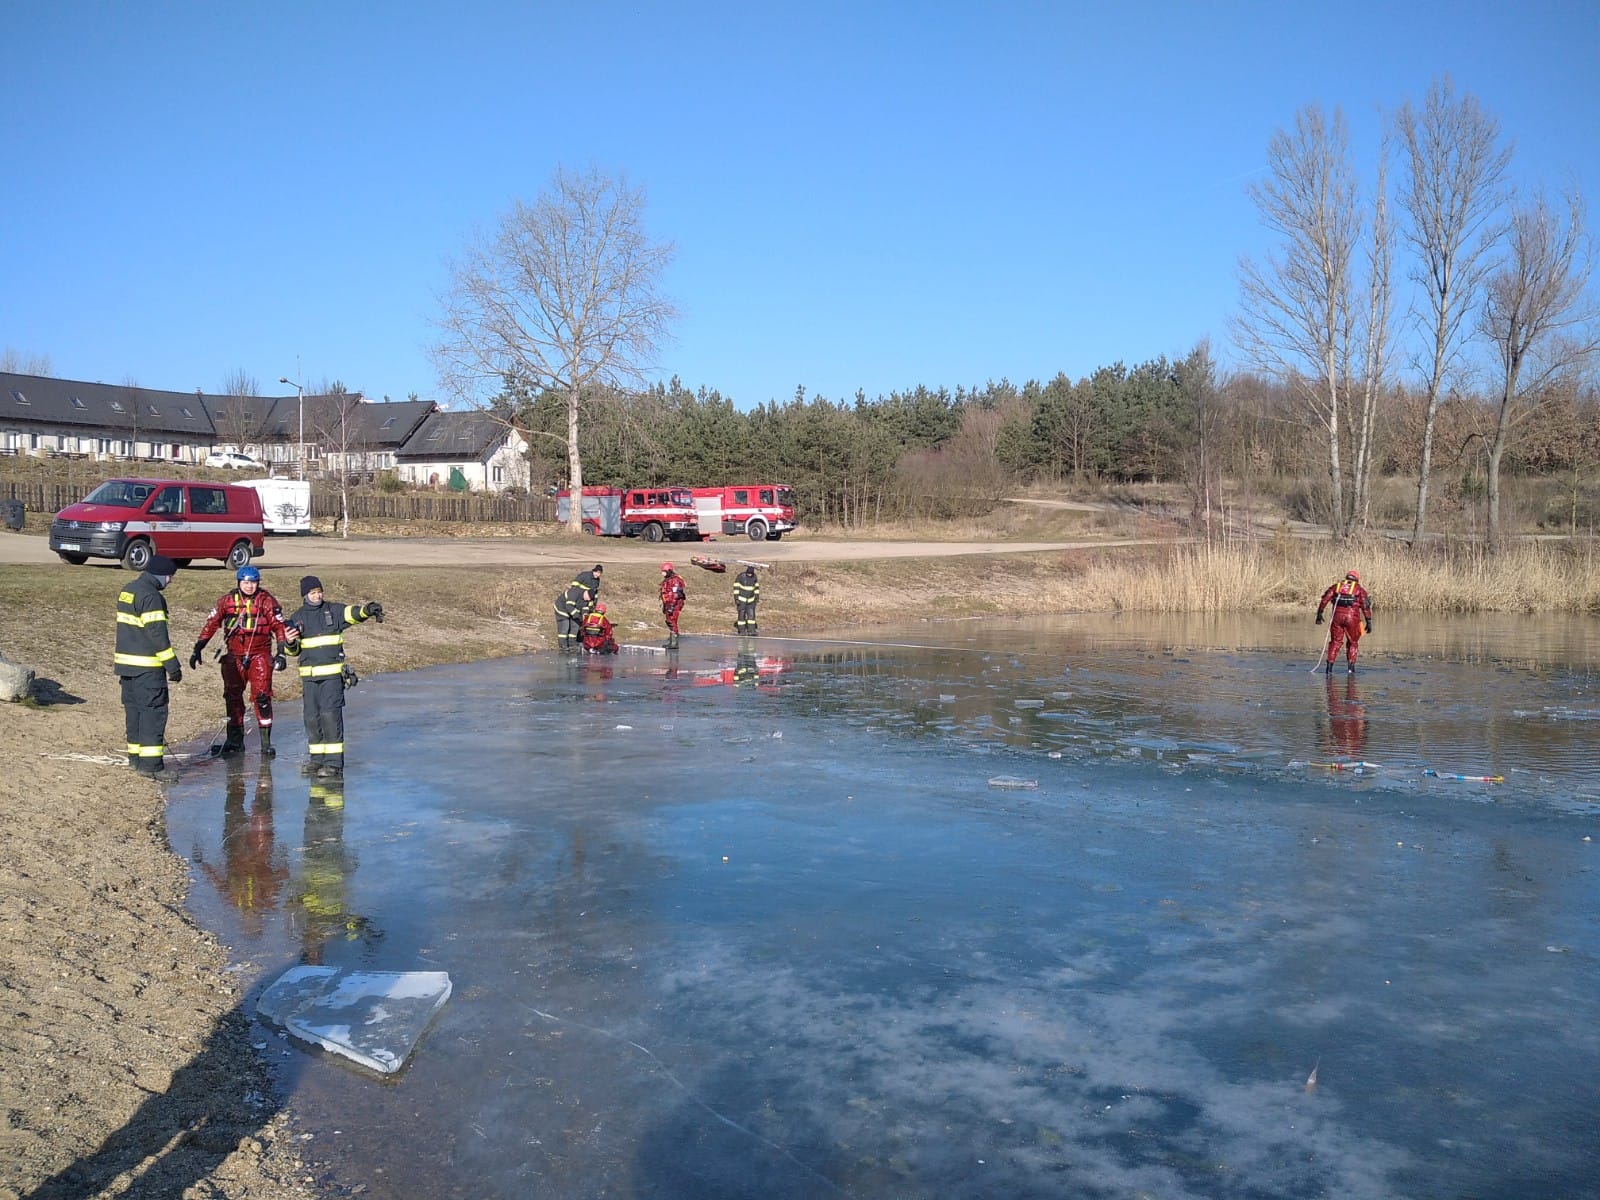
[300,575,323,596]
[147,554,178,577]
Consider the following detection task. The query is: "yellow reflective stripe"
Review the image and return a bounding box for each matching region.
[344,605,364,622]
[308,742,345,753]
[300,634,345,648]
[115,652,166,667]
[155,647,176,662]
[132,744,164,758]
[116,609,169,626]
[119,590,135,603]
[299,663,344,677]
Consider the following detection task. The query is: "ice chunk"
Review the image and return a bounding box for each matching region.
[257,966,452,1075]
[1014,699,1045,709]
[987,776,1039,791]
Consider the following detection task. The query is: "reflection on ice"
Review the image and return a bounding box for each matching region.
[162,613,1600,1200]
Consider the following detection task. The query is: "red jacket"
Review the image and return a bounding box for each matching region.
[198,588,295,656]
[1317,578,1372,622]
[660,573,686,611]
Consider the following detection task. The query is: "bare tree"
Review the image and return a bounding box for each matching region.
[1479,188,1597,547]
[216,368,264,452]
[431,165,678,531]
[307,380,360,538]
[1396,76,1511,544]
[1175,340,1226,545]
[1234,104,1376,538]
[0,348,53,375]
[1349,142,1395,530]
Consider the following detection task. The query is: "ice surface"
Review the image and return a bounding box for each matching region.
[257,966,452,1074]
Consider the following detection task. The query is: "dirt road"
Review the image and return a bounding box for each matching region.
[0,529,1158,571]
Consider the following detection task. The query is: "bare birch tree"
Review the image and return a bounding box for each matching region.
[1396,76,1511,544]
[217,368,264,452]
[1479,188,1597,547]
[431,165,677,531]
[1234,104,1375,538]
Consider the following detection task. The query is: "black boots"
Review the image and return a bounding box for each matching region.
[260,726,275,758]
[219,723,245,756]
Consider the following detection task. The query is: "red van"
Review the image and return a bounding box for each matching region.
[49,478,267,571]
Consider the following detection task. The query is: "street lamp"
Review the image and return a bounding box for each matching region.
[277,374,304,480]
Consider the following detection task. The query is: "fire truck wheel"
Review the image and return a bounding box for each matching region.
[583,520,599,536]
[746,519,768,541]
[767,531,783,541]
[643,522,665,543]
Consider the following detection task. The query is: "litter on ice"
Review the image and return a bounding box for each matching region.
[987,776,1040,791]
[256,966,452,1075]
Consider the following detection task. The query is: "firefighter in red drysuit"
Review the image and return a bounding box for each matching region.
[659,562,687,650]
[192,565,298,757]
[580,603,619,654]
[1316,569,1373,674]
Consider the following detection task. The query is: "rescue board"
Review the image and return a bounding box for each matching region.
[690,554,727,573]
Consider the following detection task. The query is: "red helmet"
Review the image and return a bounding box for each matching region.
[595,603,606,614]
[661,562,673,572]
[1346,570,1360,581]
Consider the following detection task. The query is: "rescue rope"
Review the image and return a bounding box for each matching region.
[41,751,127,766]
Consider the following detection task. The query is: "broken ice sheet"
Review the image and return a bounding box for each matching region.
[257,966,452,1075]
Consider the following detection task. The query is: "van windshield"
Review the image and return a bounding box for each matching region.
[81,480,155,509]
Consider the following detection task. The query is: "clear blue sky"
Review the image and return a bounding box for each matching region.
[5,1,1596,409]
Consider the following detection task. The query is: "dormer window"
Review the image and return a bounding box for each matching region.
[109,400,125,413]
[11,390,27,405]
[70,396,87,409]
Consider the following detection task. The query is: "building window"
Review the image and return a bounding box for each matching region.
[10,390,28,405]
[146,404,160,416]
[382,417,396,429]
[493,465,504,483]
[109,400,125,413]
[179,406,195,419]
[70,395,87,409]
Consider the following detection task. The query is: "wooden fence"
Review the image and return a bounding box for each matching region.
[1,481,558,527]
[310,489,556,524]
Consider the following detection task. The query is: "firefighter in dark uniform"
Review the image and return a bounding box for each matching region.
[1315,569,1374,674]
[733,564,760,636]
[554,564,602,652]
[284,576,383,779]
[114,553,183,780]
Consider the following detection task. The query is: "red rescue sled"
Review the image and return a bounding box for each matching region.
[690,554,727,573]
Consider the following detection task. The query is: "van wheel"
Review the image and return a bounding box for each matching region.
[642,522,665,543]
[226,541,252,570]
[122,540,153,572]
[57,552,88,565]
[746,519,768,541]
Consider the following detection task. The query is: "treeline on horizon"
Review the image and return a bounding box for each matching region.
[490,350,1600,531]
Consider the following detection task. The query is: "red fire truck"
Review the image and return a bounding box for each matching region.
[555,485,700,542]
[691,484,798,541]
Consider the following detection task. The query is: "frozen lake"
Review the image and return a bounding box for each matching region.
[165,613,1600,1199]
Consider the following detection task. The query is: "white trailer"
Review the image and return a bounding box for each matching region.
[241,478,312,534]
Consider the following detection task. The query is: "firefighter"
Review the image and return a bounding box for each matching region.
[1315,569,1373,674]
[114,553,183,781]
[659,562,687,649]
[284,576,383,778]
[554,564,602,652]
[191,565,297,758]
[733,563,760,636]
[580,602,619,654]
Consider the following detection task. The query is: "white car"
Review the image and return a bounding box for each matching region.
[205,450,262,470]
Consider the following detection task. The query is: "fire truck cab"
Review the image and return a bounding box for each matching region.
[692,484,797,541]
[556,485,700,543]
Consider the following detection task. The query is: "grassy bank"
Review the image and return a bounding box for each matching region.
[5,539,1596,692]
